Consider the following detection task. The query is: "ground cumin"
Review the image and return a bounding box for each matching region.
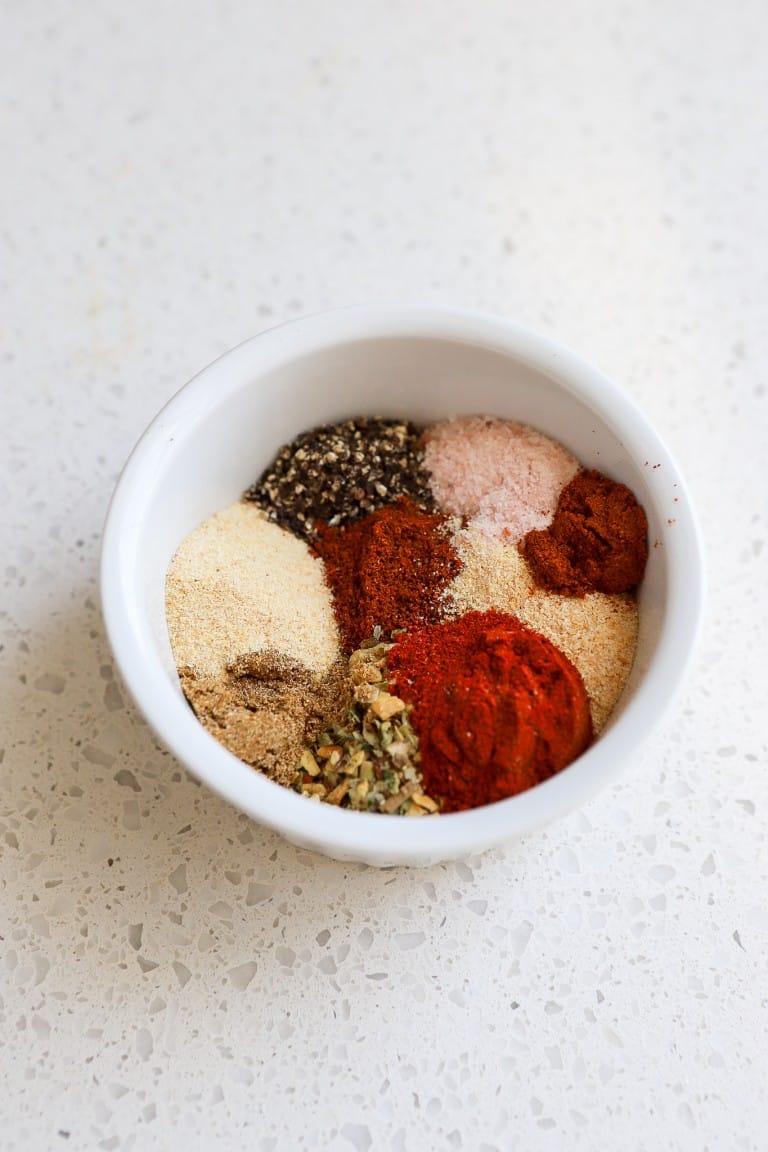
[179,651,351,787]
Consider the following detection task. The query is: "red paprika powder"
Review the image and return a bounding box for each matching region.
[387,610,592,812]
[521,469,648,596]
[314,496,462,652]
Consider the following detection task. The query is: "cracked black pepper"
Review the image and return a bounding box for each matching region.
[245,417,434,541]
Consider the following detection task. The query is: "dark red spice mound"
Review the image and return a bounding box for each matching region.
[521,469,648,596]
[313,496,462,652]
[388,610,592,812]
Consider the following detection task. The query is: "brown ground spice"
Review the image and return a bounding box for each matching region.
[179,650,351,787]
[521,469,648,596]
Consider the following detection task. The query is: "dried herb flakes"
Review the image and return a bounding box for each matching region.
[293,630,440,815]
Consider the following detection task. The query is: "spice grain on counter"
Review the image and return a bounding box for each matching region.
[166,412,650,814]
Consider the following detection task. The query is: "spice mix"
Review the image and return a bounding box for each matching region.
[166,415,648,814]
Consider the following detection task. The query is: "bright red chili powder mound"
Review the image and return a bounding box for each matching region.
[387,610,593,812]
[313,497,462,652]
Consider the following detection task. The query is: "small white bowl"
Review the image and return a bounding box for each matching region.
[101,306,703,867]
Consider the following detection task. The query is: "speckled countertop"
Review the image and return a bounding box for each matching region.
[2,2,767,1149]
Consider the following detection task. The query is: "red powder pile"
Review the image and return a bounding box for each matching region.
[388,610,593,812]
[521,470,648,596]
[313,497,462,652]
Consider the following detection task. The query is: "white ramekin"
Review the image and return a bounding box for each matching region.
[101,306,703,866]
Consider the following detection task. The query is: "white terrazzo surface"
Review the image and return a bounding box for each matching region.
[2,2,767,1148]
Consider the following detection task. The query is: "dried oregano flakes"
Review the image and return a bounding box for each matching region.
[244,417,434,541]
[294,630,440,815]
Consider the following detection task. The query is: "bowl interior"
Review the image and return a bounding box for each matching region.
[103,313,699,865]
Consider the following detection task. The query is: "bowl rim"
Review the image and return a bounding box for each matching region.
[100,304,704,864]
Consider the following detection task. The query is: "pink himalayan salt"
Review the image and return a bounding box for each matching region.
[423,416,579,542]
